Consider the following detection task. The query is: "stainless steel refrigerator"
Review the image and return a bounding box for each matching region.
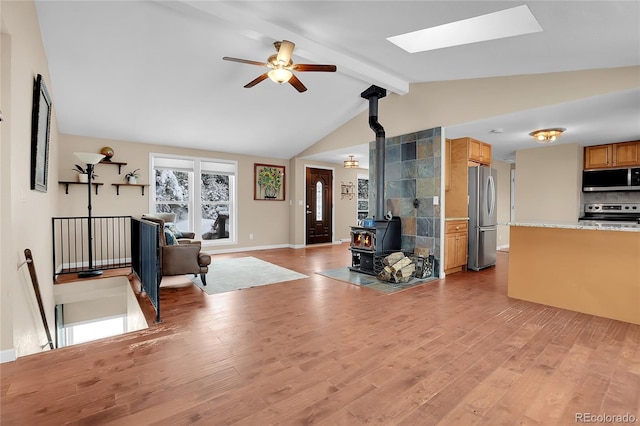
[468,166,497,271]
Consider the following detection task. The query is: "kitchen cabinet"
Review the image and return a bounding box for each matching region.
[584,141,640,169]
[613,141,639,167]
[468,138,492,166]
[446,137,492,218]
[445,138,452,191]
[444,219,468,274]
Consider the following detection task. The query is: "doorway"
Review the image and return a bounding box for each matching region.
[305,167,333,244]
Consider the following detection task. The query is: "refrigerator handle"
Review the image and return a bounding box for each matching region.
[487,174,496,218]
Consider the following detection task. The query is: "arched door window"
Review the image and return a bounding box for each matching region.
[316,181,323,221]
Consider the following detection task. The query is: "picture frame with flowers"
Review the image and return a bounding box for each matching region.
[254,163,285,201]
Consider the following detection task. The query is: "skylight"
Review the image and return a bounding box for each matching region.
[387,5,543,53]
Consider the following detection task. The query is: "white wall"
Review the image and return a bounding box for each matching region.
[1,0,60,360]
[514,143,583,222]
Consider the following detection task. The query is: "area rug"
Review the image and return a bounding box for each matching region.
[316,267,438,294]
[191,256,308,295]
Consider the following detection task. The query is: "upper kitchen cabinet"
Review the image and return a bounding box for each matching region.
[467,138,492,166]
[584,141,640,169]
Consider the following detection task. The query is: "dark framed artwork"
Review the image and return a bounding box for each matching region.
[30,74,52,192]
[254,163,285,201]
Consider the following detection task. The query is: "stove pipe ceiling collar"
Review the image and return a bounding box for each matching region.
[361,85,387,220]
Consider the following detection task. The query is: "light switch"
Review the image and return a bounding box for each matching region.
[433,195,439,205]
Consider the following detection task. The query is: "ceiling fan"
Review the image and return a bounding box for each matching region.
[223,40,337,93]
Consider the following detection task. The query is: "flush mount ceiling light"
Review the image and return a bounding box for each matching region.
[344,155,359,168]
[529,128,566,144]
[387,5,542,53]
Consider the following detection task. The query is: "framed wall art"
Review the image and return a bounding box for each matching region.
[254,163,285,201]
[30,74,52,193]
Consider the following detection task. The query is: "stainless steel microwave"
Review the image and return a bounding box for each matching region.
[582,167,640,191]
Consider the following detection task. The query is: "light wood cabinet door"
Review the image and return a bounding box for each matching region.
[457,232,468,268]
[585,142,640,169]
[467,138,491,165]
[444,220,468,273]
[444,233,458,270]
[613,141,639,167]
[584,145,613,169]
[445,138,452,191]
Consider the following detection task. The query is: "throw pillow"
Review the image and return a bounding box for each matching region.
[165,222,184,239]
[164,229,179,245]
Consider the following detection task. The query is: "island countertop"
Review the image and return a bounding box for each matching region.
[505,221,640,232]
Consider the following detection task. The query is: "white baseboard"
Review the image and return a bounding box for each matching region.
[0,348,16,363]
[204,243,291,255]
[497,244,510,251]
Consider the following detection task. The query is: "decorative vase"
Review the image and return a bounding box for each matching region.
[100,146,114,161]
[127,176,137,184]
[78,174,88,183]
[264,186,277,198]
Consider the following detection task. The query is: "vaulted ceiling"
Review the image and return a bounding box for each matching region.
[35,1,640,164]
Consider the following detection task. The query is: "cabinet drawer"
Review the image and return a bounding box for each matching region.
[445,221,468,234]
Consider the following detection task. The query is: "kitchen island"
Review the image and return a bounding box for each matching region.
[507,221,640,324]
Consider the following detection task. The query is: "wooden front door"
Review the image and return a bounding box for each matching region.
[306,167,333,244]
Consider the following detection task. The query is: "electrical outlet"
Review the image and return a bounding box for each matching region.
[249,233,254,240]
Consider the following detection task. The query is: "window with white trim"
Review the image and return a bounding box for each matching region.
[151,155,236,244]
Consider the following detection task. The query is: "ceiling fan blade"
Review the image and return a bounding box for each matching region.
[288,74,307,93]
[223,57,269,67]
[276,40,295,66]
[244,73,269,88]
[291,64,337,72]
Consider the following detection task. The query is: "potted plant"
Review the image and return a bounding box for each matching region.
[124,168,140,184]
[73,164,97,183]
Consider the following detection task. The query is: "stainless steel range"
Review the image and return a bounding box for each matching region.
[579,203,640,225]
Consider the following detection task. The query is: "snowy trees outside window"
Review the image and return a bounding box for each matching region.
[201,173,230,240]
[152,156,236,244]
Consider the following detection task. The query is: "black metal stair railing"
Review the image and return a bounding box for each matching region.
[131,217,162,322]
[52,216,132,281]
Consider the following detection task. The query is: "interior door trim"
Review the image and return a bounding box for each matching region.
[303,164,335,246]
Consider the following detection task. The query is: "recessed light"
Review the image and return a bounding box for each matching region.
[387,5,543,53]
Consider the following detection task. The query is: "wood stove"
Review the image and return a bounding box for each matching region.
[349,217,401,275]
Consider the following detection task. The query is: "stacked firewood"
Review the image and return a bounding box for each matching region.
[377,252,415,283]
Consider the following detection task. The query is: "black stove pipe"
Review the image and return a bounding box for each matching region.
[360,85,387,220]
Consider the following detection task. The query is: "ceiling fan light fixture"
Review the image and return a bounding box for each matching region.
[267,68,293,84]
[529,128,566,144]
[344,155,359,168]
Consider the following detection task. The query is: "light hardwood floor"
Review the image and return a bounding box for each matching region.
[1,244,639,425]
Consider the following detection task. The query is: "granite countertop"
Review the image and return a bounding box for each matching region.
[445,217,469,221]
[505,221,640,233]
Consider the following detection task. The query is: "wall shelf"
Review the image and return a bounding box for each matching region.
[112,183,149,196]
[99,160,127,174]
[59,181,104,195]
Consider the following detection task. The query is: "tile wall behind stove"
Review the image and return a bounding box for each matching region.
[369,127,443,260]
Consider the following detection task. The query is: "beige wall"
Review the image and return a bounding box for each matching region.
[514,143,583,222]
[299,67,640,159]
[292,67,639,251]
[1,1,60,359]
[493,159,512,248]
[59,134,293,251]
